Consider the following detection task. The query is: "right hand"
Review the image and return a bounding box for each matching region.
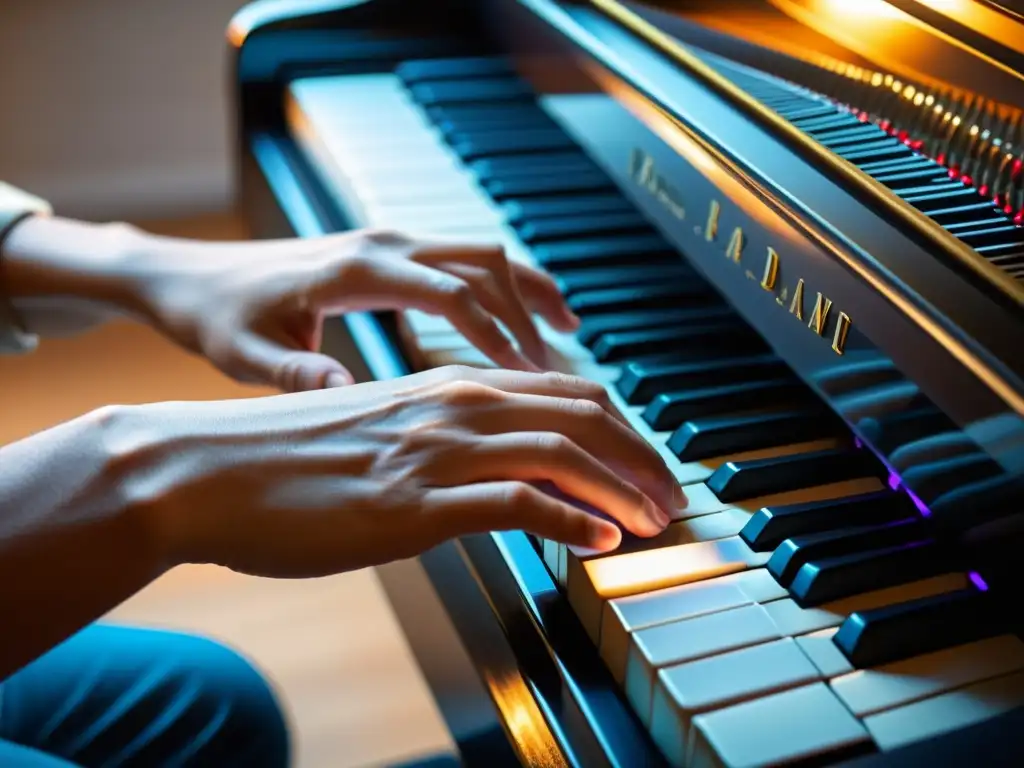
[111,367,684,578]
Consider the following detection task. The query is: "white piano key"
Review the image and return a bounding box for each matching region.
[831,634,1024,718]
[650,638,821,767]
[863,670,1024,751]
[689,683,871,768]
[600,569,787,685]
[626,604,783,725]
[567,536,771,643]
[795,628,855,678]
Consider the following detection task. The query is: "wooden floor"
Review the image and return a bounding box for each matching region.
[0,213,456,767]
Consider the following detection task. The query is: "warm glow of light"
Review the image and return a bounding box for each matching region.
[484,672,566,767]
[820,0,903,17]
[583,538,760,599]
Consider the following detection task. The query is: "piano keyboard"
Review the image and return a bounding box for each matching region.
[286,57,1024,767]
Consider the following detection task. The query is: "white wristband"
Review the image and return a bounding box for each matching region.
[0,182,52,354]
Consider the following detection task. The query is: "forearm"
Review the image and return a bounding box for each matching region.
[0,216,162,337]
[0,407,166,679]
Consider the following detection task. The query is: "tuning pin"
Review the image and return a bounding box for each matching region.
[922,88,950,157]
[962,100,996,186]
[976,103,1005,196]
[937,92,965,169]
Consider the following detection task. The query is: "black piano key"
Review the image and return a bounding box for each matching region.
[554,263,693,297]
[790,539,946,606]
[409,78,533,106]
[516,211,652,244]
[451,130,576,160]
[617,354,787,406]
[472,153,595,179]
[834,587,1004,668]
[668,407,841,462]
[592,321,764,364]
[504,194,634,223]
[929,472,1024,531]
[437,113,554,137]
[483,172,616,200]
[976,241,1024,260]
[814,356,902,396]
[567,281,718,316]
[900,452,1004,504]
[740,490,915,552]
[766,517,925,586]
[576,306,735,348]
[533,234,675,271]
[642,378,805,432]
[706,447,881,503]
[396,57,515,84]
[859,407,954,454]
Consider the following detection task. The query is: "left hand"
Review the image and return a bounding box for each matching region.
[142,228,580,392]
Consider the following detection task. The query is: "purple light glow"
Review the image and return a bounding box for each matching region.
[854,437,863,449]
[887,471,901,491]
[906,490,931,517]
[969,571,989,592]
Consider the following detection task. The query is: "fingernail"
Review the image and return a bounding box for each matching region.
[673,483,689,512]
[644,496,671,530]
[590,523,622,552]
[325,371,351,388]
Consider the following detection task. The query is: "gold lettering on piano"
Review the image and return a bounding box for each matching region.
[789,279,805,321]
[726,227,744,264]
[808,293,833,337]
[627,147,854,356]
[832,312,852,355]
[705,200,720,242]
[629,148,685,219]
[761,248,779,292]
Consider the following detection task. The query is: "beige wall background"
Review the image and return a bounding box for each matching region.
[0,0,246,221]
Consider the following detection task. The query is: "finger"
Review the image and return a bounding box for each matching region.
[233,332,354,392]
[509,262,580,332]
[424,482,622,550]
[413,243,552,368]
[466,369,632,428]
[463,392,681,517]
[457,268,550,369]
[432,432,667,537]
[342,257,540,373]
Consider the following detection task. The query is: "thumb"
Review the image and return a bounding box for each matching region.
[234,332,355,392]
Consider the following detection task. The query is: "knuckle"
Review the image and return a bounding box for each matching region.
[436,379,501,407]
[362,228,408,248]
[502,481,537,510]
[541,370,588,393]
[534,432,574,456]
[566,397,605,421]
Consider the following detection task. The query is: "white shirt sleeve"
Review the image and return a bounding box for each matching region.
[0,181,52,354]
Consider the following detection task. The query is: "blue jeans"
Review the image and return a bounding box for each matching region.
[0,624,290,767]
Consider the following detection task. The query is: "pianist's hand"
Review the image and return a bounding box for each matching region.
[144,228,579,391]
[105,366,680,577]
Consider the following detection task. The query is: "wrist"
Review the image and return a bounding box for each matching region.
[81,402,185,572]
[1,216,167,321]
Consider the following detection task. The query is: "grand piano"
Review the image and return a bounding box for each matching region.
[227,1,1024,765]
